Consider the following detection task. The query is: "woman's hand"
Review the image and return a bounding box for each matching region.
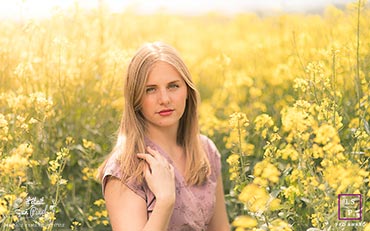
[105,146,176,231]
[137,146,176,203]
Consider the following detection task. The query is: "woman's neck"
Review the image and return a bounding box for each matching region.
[146,126,183,158]
[147,125,177,145]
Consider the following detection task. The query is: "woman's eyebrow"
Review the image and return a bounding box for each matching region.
[146,80,181,86]
[168,80,181,84]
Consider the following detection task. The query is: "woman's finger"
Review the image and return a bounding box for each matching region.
[142,162,151,176]
[137,153,155,166]
[147,146,170,164]
[147,146,164,158]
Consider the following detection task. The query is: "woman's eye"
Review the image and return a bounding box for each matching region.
[168,84,179,89]
[146,87,155,93]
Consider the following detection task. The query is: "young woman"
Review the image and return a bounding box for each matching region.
[99,42,230,231]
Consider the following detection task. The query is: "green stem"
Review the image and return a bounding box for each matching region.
[237,120,247,183]
[332,50,337,127]
[355,0,362,108]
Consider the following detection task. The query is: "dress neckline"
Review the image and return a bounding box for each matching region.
[144,137,187,185]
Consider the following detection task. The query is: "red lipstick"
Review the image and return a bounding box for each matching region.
[158,109,174,116]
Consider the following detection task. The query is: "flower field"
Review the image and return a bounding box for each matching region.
[0,1,369,230]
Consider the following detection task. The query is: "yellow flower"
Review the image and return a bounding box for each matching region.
[269,219,292,231]
[0,114,9,140]
[28,117,38,124]
[101,210,108,217]
[293,78,309,92]
[364,223,370,231]
[243,143,255,156]
[253,159,280,185]
[48,160,60,172]
[283,186,301,204]
[269,198,281,211]
[249,87,262,98]
[232,215,258,228]
[311,144,324,159]
[72,221,80,226]
[0,153,29,179]
[229,112,249,129]
[71,220,81,229]
[239,183,271,213]
[281,107,312,133]
[348,118,360,129]
[29,92,54,117]
[59,179,68,185]
[254,114,274,139]
[324,162,368,194]
[0,113,7,125]
[227,154,240,166]
[225,112,253,156]
[94,199,105,207]
[20,192,28,198]
[82,167,98,181]
[0,201,7,216]
[12,215,18,222]
[50,174,59,185]
[277,144,299,161]
[314,124,339,145]
[227,154,240,181]
[13,143,33,157]
[65,136,75,145]
[318,184,326,191]
[83,139,96,150]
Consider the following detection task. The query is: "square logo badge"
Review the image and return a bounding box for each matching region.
[338,194,362,220]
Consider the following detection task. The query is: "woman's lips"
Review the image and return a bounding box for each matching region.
[158,109,174,116]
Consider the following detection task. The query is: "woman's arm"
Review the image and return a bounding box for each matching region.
[105,146,176,231]
[105,178,147,231]
[207,174,230,231]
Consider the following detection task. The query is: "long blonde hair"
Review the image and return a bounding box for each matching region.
[99,42,210,186]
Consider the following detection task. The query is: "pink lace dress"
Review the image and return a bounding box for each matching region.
[102,135,221,231]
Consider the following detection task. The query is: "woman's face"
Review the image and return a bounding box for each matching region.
[140,61,188,132]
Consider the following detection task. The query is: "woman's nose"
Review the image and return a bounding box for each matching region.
[158,89,170,105]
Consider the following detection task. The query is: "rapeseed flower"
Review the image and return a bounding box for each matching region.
[229,112,249,129]
[232,215,258,229]
[314,124,339,145]
[226,153,240,181]
[83,139,96,150]
[281,107,314,135]
[254,114,274,139]
[238,183,276,213]
[0,113,9,139]
[0,153,29,179]
[323,162,368,194]
[283,185,302,204]
[277,144,299,161]
[253,158,280,186]
[269,219,292,231]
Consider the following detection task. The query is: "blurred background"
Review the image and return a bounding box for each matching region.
[0,0,357,19]
[0,0,369,231]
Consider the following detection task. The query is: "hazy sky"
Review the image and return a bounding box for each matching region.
[0,0,358,19]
